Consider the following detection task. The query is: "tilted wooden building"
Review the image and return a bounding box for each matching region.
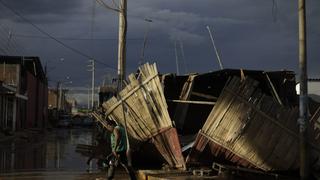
[162,69,297,135]
[187,76,320,171]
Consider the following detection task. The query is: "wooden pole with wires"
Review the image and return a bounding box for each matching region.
[118,0,127,84]
[117,0,132,167]
[298,0,309,179]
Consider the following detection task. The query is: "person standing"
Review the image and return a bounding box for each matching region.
[105,120,136,180]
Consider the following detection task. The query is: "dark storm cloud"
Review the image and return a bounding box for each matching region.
[0,0,85,23]
[0,0,319,104]
[127,0,319,74]
[3,0,82,15]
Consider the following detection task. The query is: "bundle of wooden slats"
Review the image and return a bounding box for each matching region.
[188,76,320,171]
[101,63,185,169]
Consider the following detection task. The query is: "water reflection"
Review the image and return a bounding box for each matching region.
[0,128,93,173]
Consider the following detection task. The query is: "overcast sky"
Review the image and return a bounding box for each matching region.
[0,0,319,105]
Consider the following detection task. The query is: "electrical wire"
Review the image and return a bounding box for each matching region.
[110,0,120,10]
[0,13,35,56]
[0,0,117,71]
[96,0,119,13]
[0,20,26,55]
[12,33,142,41]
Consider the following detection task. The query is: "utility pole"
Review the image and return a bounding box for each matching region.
[59,84,63,111]
[56,81,60,119]
[206,26,224,70]
[118,0,127,87]
[87,86,90,114]
[87,59,95,110]
[56,81,61,110]
[90,59,95,109]
[298,0,309,179]
[116,0,132,166]
[174,40,180,75]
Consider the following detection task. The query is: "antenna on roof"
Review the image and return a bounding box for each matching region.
[174,40,180,75]
[206,25,224,70]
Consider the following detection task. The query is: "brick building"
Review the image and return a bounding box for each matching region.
[0,56,48,132]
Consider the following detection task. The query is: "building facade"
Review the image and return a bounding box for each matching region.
[0,56,48,132]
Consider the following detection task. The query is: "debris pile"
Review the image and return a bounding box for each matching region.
[92,63,320,176]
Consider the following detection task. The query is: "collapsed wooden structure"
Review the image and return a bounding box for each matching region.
[92,63,320,172]
[187,76,320,171]
[162,70,298,135]
[98,63,185,169]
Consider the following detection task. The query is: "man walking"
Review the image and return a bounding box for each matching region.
[105,120,136,180]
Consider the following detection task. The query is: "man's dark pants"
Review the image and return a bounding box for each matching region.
[107,151,136,180]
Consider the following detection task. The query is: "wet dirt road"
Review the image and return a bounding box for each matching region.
[0,128,129,180]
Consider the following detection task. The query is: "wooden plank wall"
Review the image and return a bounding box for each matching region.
[102,63,185,169]
[103,63,172,140]
[198,76,319,171]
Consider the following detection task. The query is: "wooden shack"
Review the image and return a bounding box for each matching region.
[187,76,320,171]
[162,69,297,135]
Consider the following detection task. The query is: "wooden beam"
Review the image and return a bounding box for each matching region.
[168,99,215,105]
[191,91,218,101]
[264,72,283,106]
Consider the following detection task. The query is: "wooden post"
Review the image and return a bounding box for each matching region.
[298,0,309,179]
[117,0,132,166]
[118,0,127,86]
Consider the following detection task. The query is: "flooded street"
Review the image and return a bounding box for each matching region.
[0,128,128,179]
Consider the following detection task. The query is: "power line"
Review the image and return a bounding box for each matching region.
[12,33,143,41]
[0,0,117,71]
[0,19,28,55]
[0,0,91,59]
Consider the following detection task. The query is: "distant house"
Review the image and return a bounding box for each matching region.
[0,55,48,132]
[48,89,58,109]
[48,88,71,113]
